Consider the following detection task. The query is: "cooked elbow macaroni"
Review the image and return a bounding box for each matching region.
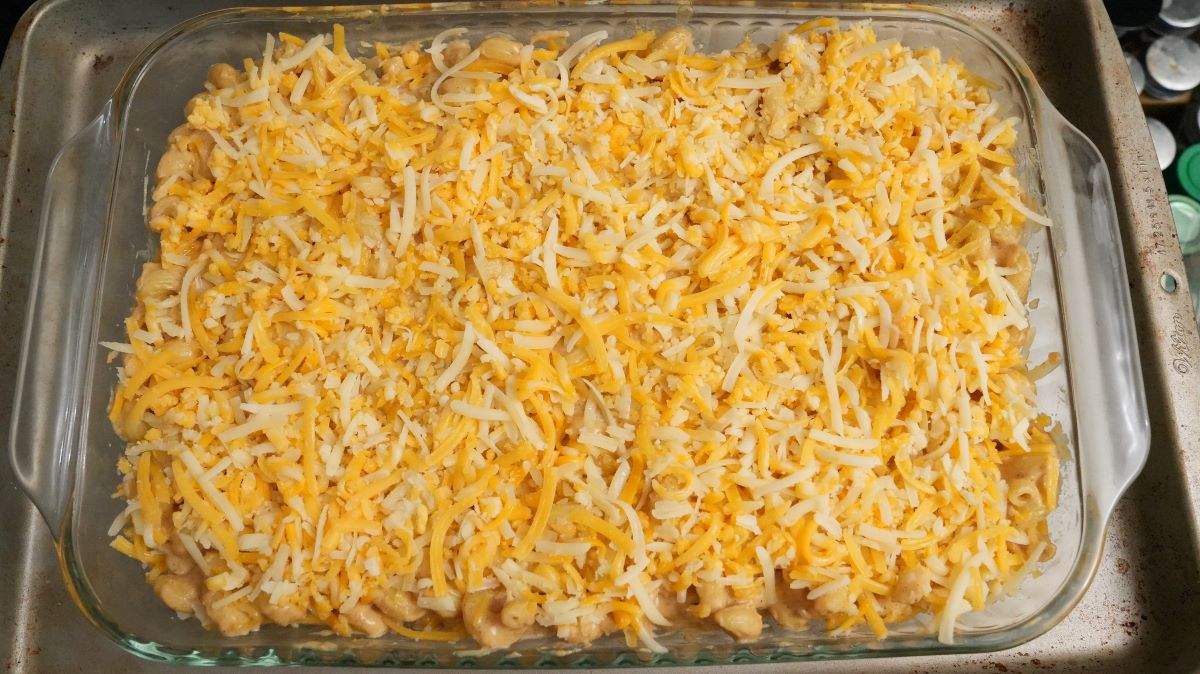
[108,20,1061,650]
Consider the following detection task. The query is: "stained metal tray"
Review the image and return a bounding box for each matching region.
[1,0,1197,671]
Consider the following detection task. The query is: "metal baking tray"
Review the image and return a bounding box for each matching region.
[1,0,1197,672]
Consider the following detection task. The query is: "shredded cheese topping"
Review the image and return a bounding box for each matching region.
[110,20,1061,649]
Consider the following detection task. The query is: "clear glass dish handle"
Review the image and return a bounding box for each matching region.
[1039,104,1151,525]
[9,103,116,533]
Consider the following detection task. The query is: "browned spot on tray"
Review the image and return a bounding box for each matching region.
[92,54,114,71]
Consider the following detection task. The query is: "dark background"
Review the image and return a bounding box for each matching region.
[2,2,38,56]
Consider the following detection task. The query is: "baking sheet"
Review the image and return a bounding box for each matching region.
[1,0,1197,671]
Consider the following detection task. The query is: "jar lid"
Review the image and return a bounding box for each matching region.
[1127,52,1147,94]
[1170,194,1200,254]
[1149,117,1178,169]
[1146,36,1200,93]
[1173,144,1200,200]
[1161,0,1200,30]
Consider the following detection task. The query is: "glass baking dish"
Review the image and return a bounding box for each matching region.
[8,1,1149,667]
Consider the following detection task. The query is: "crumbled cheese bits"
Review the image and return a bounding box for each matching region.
[107,19,1060,650]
